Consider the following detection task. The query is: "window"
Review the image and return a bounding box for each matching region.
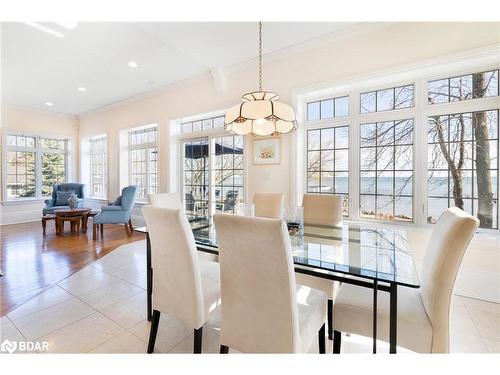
[182,134,245,225]
[307,96,349,121]
[306,126,349,215]
[428,70,499,104]
[428,110,498,229]
[359,119,414,222]
[302,63,500,230]
[5,134,68,199]
[212,135,244,214]
[360,85,414,113]
[181,115,225,134]
[128,126,158,200]
[90,136,107,198]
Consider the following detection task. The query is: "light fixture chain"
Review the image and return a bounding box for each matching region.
[258,21,262,91]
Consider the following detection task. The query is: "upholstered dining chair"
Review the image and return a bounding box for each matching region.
[213,213,327,353]
[147,192,182,209]
[253,193,284,219]
[298,194,343,340]
[92,185,137,239]
[147,192,218,262]
[332,207,479,353]
[142,205,220,354]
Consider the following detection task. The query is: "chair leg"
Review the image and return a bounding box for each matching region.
[318,323,326,354]
[128,219,134,231]
[328,299,333,340]
[220,345,229,354]
[193,327,203,354]
[333,330,341,354]
[100,224,104,234]
[93,223,97,240]
[125,223,132,237]
[147,310,160,353]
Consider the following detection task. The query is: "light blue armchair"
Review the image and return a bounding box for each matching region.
[43,183,85,214]
[93,185,138,239]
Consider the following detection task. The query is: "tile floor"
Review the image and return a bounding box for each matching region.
[1,240,499,354]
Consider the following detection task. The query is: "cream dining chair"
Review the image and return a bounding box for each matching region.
[332,207,479,353]
[297,193,343,340]
[147,192,217,262]
[253,193,284,219]
[213,213,327,353]
[142,205,220,354]
[147,192,183,209]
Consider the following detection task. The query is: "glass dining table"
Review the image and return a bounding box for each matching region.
[134,221,420,354]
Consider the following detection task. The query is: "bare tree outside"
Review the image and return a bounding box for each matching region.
[427,70,499,229]
[359,119,414,221]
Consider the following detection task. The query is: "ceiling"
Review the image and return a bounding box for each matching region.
[1,22,358,115]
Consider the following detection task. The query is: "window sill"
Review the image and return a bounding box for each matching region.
[1,198,47,206]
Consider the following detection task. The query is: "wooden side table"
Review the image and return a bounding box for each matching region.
[41,214,56,235]
[54,208,91,236]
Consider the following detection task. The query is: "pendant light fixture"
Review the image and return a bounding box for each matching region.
[225,22,297,136]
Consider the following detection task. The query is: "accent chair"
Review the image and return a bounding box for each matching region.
[92,185,138,239]
[42,183,85,215]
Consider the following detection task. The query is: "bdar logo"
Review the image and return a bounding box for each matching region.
[1,339,17,353]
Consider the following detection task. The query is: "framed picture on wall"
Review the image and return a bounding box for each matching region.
[253,137,280,165]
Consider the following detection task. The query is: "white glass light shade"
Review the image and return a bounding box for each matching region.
[225,91,297,136]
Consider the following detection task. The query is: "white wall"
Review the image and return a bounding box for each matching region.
[0,104,79,225]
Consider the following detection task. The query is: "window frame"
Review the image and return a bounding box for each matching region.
[3,133,69,201]
[175,112,248,221]
[89,135,107,199]
[127,125,158,201]
[297,61,500,231]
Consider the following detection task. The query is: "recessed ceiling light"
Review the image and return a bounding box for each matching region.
[77,87,87,92]
[45,102,54,106]
[128,61,139,68]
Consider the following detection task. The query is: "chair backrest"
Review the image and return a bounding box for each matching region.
[302,194,343,226]
[419,207,479,353]
[142,206,206,329]
[213,213,299,353]
[119,185,138,213]
[147,192,182,209]
[52,183,85,200]
[253,193,284,219]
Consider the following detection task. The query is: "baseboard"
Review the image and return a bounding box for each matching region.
[0,210,41,226]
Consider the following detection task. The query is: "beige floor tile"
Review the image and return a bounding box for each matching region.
[39,312,124,353]
[100,291,147,329]
[483,338,500,353]
[57,269,122,296]
[11,297,95,340]
[169,325,221,354]
[7,286,74,321]
[77,279,143,311]
[1,315,11,326]
[450,332,489,353]
[90,330,148,353]
[0,319,26,343]
[450,310,480,337]
[122,271,147,289]
[462,297,500,315]
[129,315,192,353]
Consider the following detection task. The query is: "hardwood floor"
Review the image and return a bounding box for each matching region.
[0,220,145,316]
